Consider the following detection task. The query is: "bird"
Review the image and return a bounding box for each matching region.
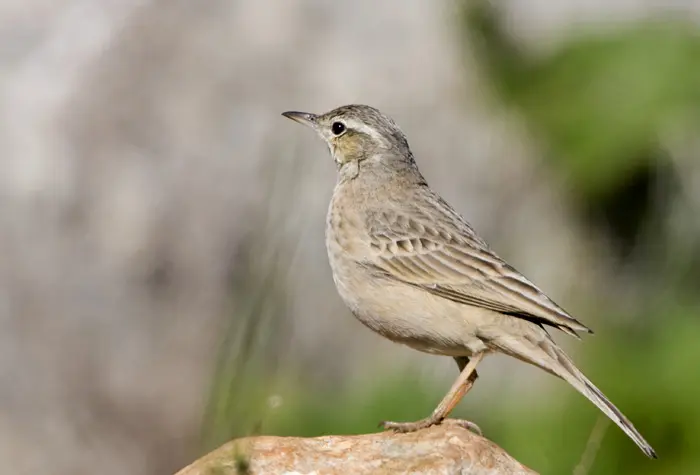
[282,104,656,458]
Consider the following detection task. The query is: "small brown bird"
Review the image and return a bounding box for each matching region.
[282,104,656,458]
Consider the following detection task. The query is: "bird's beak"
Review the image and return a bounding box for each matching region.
[282,111,317,128]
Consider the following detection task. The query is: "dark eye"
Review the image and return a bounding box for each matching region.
[331,122,346,136]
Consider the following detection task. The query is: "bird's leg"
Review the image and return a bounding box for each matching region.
[445,356,482,434]
[380,352,484,434]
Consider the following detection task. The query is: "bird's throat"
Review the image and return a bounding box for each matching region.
[338,160,360,181]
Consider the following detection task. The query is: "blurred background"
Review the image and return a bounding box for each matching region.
[1,0,699,473]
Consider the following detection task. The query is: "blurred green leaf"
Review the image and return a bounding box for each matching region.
[462,1,700,198]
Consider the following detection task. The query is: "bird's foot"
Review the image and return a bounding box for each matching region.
[379,417,437,433]
[379,417,482,436]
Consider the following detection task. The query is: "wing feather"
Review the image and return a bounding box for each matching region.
[365,200,592,337]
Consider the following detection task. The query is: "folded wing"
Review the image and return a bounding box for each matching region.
[364,201,592,337]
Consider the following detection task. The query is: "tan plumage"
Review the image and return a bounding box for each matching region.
[283,104,656,459]
[362,192,591,339]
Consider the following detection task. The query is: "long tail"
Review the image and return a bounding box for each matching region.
[488,329,657,459]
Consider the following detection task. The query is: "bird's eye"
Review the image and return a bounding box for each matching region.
[331,122,346,136]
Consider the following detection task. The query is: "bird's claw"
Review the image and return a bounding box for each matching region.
[379,417,482,435]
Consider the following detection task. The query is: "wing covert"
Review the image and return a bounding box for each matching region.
[365,206,592,337]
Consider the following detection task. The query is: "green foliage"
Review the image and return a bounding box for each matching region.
[461,1,700,199]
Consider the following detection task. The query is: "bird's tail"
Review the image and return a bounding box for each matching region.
[487,329,657,459]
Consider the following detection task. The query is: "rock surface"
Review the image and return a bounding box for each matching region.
[175,422,537,475]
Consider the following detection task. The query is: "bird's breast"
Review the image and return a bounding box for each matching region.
[326,188,372,259]
[326,191,375,299]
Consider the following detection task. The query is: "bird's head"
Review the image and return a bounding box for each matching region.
[282,105,413,177]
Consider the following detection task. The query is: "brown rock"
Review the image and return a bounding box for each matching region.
[175,422,537,475]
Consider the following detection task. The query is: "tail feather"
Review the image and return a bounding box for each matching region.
[489,331,657,458]
[570,364,657,459]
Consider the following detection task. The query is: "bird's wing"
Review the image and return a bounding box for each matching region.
[363,196,592,337]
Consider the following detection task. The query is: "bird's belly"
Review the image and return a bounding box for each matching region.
[331,265,488,357]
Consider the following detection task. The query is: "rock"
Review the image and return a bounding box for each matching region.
[175,422,537,475]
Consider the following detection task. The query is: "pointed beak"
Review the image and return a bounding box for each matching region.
[282,111,317,128]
